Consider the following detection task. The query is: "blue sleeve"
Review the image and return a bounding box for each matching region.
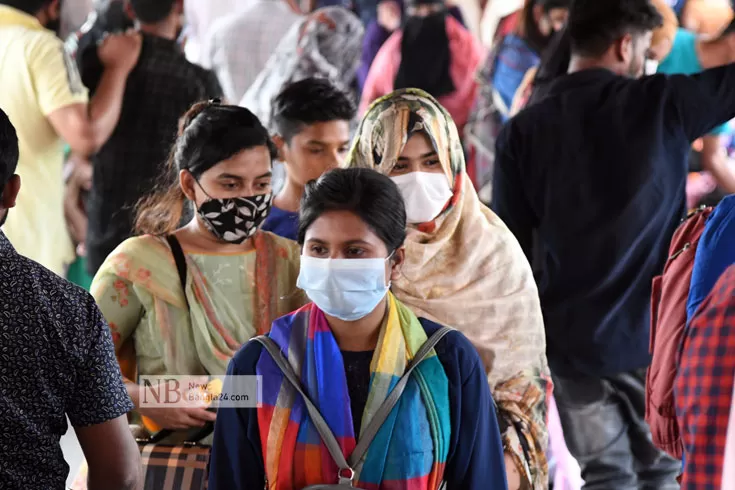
[687,195,735,319]
[208,343,265,490]
[427,324,507,490]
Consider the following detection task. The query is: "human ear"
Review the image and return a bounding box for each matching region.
[389,246,406,283]
[179,170,198,202]
[618,33,633,64]
[1,175,21,209]
[272,134,288,163]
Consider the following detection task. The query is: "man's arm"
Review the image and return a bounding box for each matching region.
[491,121,536,260]
[75,415,141,490]
[667,64,735,142]
[46,33,142,157]
[67,300,141,490]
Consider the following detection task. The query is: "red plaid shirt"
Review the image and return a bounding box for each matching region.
[676,264,735,490]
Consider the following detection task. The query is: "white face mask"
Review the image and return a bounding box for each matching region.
[297,255,391,321]
[391,172,453,224]
[644,59,659,76]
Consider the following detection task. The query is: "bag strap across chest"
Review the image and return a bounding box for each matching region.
[253,326,454,486]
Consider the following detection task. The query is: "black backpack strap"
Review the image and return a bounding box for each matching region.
[165,235,188,301]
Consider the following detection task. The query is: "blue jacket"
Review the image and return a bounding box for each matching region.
[208,318,508,490]
[687,195,735,320]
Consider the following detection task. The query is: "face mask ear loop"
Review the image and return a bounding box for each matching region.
[192,176,215,201]
[385,250,398,289]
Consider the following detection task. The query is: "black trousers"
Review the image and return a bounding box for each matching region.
[552,369,680,490]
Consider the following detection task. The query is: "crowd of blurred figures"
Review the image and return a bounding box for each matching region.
[0,0,734,489]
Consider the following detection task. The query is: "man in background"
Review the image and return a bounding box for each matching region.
[201,0,301,102]
[85,0,222,275]
[493,0,735,486]
[0,108,141,490]
[0,0,140,276]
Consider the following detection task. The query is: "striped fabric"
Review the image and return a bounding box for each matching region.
[256,293,450,489]
[138,443,210,490]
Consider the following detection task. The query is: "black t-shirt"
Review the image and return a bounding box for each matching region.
[85,34,222,275]
[493,66,735,378]
[341,350,373,437]
[0,233,133,489]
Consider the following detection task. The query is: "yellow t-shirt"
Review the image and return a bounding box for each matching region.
[0,6,88,275]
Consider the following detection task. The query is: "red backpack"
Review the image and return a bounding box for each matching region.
[647,205,713,459]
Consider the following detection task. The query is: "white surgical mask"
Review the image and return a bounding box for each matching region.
[297,255,391,321]
[391,172,453,224]
[644,59,659,76]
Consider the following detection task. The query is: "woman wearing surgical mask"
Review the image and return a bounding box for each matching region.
[208,167,507,490]
[360,0,483,134]
[346,89,549,490]
[91,100,306,440]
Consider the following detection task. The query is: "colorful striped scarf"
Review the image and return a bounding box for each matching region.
[256,292,450,490]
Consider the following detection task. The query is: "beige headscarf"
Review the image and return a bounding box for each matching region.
[345,88,550,488]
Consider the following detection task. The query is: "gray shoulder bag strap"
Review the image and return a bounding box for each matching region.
[253,326,454,486]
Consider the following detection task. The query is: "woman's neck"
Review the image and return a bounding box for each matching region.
[273,179,304,213]
[175,217,256,254]
[326,299,388,352]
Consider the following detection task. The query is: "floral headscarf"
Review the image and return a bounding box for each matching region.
[240,6,364,131]
[345,88,551,490]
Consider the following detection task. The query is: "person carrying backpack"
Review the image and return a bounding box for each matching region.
[647,195,735,460]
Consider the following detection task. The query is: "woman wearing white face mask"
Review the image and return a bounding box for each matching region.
[209,168,507,490]
[345,89,550,490]
[91,101,307,442]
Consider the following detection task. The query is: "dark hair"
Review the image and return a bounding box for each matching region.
[568,0,663,57]
[298,168,407,253]
[0,0,51,14]
[518,0,571,51]
[527,27,571,106]
[271,78,356,141]
[129,0,175,24]
[135,100,277,235]
[0,108,18,190]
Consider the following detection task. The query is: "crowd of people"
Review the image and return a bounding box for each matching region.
[0,0,734,489]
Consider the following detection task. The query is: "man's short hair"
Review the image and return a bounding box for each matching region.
[129,0,176,24]
[0,109,19,191]
[271,78,356,142]
[568,0,663,57]
[0,0,52,15]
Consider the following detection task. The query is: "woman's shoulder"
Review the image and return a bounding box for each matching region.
[418,318,484,383]
[110,234,169,258]
[230,338,264,376]
[94,234,171,279]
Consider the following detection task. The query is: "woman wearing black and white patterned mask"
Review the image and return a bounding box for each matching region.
[91,100,306,442]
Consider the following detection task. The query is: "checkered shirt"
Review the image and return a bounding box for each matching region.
[675,264,735,490]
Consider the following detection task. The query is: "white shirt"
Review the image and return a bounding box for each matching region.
[183,0,253,64]
[201,0,301,102]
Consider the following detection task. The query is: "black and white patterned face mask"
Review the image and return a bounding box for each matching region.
[196,188,273,244]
